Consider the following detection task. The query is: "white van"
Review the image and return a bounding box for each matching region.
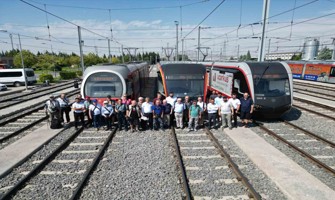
[0,68,37,86]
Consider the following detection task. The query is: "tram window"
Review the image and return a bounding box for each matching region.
[254,78,289,97]
[127,81,133,95]
[330,67,335,77]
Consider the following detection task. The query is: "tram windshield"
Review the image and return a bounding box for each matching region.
[84,72,123,98]
[165,74,204,98]
[254,78,290,97]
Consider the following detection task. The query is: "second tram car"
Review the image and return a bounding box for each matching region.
[287,61,335,83]
[157,62,208,99]
[204,62,293,119]
[81,62,149,104]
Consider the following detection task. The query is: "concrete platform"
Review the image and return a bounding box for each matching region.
[224,127,335,200]
[0,87,75,116]
[0,124,62,177]
[293,92,335,109]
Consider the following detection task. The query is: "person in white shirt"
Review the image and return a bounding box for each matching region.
[72,97,85,129]
[57,93,70,124]
[207,98,219,129]
[219,96,234,130]
[102,101,114,130]
[197,96,206,127]
[89,99,102,131]
[173,98,185,129]
[214,93,223,123]
[141,97,153,130]
[228,93,241,128]
[166,92,177,106]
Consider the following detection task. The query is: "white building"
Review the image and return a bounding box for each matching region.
[265,52,301,61]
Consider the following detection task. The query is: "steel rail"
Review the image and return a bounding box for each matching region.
[0,115,47,143]
[293,82,335,93]
[0,81,75,103]
[255,122,335,175]
[70,128,117,200]
[0,83,78,110]
[293,104,335,121]
[204,127,262,200]
[0,89,79,121]
[293,97,335,111]
[282,120,335,148]
[293,90,335,101]
[0,127,84,200]
[170,127,192,200]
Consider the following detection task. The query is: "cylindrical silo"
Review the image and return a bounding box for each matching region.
[302,38,319,60]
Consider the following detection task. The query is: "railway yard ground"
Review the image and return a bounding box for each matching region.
[0,78,334,200]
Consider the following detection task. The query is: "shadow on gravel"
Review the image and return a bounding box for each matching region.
[281,107,302,121]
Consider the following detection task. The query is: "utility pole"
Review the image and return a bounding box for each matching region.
[181,39,184,61]
[9,34,14,51]
[268,38,271,54]
[258,0,270,61]
[237,45,240,60]
[77,26,85,72]
[332,38,335,60]
[175,21,179,61]
[18,34,28,91]
[223,41,227,61]
[197,26,201,61]
[108,38,111,63]
[121,45,124,63]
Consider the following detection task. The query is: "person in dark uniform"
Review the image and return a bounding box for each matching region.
[115,98,128,131]
[239,92,254,128]
[127,100,141,132]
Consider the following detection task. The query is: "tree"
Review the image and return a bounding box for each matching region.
[291,53,302,60]
[13,50,37,68]
[84,53,101,66]
[111,56,120,64]
[317,47,332,60]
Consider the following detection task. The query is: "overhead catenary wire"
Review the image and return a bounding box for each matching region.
[27,0,209,11]
[200,0,320,45]
[19,0,125,47]
[183,0,226,39]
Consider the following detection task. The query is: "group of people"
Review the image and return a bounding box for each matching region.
[45,91,254,132]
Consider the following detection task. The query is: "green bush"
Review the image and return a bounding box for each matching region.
[59,71,77,80]
[39,73,54,83]
[76,70,83,77]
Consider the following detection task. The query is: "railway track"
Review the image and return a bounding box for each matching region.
[255,121,335,175]
[0,81,78,110]
[293,97,335,121]
[171,127,261,200]
[0,90,80,149]
[0,127,116,200]
[293,82,335,93]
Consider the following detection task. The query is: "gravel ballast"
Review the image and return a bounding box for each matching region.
[251,108,335,190]
[79,130,183,200]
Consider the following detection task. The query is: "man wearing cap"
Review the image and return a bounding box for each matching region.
[115,98,128,131]
[89,99,102,131]
[45,94,61,124]
[219,96,234,130]
[107,95,116,127]
[84,97,92,128]
[57,93,70,124]
[72,97,85,130]
[102,100,114,130]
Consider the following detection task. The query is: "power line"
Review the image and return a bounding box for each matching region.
[183,0,226,39]
[27,0,209,11]
[200,0,319,45]
[19,0,124,46]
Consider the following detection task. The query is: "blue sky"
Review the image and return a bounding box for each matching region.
[1,0,335,59]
